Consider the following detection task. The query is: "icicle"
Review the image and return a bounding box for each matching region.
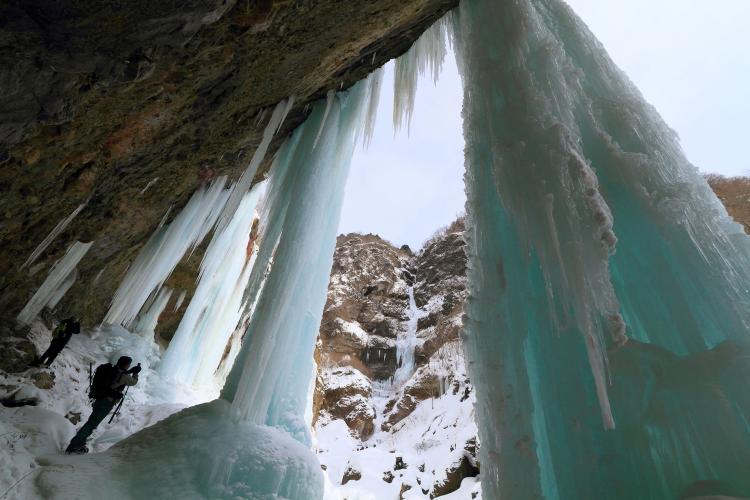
[173,290,187,312]
[104,177,229,329]
[133,287,172,337]
[393,18,449,132]
[313,90,335,150]
[139,177,160,195]
[17,241,92,324]
[215,98,291,235]
[221,78,377,435]
[362,67,384,147]
[22,202,87,270]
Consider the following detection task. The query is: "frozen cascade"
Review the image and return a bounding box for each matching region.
[392,285,424,387]
[221,75,380,440]
[17,240,93,324]
[103,177,229,330]
[159,184,264,387]
[453,0,750,498]
[21,202,87,271]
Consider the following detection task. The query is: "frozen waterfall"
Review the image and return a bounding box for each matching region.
[454,0,750,498]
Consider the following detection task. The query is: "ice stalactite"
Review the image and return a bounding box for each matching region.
[21,202,87,271]
[160,184,264,387]
[17,241,92,324]
[103,177,229,330]
[393,17,450,132]
[214,98,293,235]
[363,67,384,147]
[172,290,186,312]
[453,0,750,498]
[221,75,381,455]
[133,287,173,337]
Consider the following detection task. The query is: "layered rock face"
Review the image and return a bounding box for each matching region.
[0,0,457,331]
[314,233,412,438]
[314,220,480,498]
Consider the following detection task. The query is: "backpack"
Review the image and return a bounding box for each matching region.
[89,363,118,400]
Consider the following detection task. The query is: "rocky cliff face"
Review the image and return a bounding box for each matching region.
[707,175,750,233]
[0,0,458,331]
[314,221,481,498]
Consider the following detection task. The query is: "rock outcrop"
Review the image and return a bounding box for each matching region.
[314,220,480,498]
[707,175,750,233]
[0,0,458,329]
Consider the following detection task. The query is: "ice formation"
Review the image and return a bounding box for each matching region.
[393,17,450,132]
[392,286,424,387]
[160,184,263,387]
[27,76,382,500]
[21,202,87,271]
[103,177,229,329]
[132,287,173,338]
[453,0,750,498]
[222,74,381,442]
[17,241,93,324]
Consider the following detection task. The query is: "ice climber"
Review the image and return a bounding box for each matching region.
[30,317,80,367]
[65,356,141,454]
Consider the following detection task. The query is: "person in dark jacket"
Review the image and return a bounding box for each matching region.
[65,356,140,454]
[30,317,80,367]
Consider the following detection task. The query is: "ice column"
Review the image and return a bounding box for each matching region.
[17,241,93,324]
[454,0,750,498]
[160,184,263,387]
[221,76,378,443]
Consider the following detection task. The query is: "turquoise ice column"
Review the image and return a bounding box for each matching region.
[221,78,376,439]
[453,0,750,498]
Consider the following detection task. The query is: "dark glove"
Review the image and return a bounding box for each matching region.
[129,364,142,375]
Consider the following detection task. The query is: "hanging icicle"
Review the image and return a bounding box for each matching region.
[17,241,93,324]
[104,177,229,330]
[22,202,87,271]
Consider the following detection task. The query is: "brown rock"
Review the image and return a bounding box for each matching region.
[431,455,480,498]
[31,371,56,390]
[341,464,361,485]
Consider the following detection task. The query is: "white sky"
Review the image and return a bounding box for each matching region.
[338,0,750,249]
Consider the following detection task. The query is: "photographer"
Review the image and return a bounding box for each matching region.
[65,356,141,454]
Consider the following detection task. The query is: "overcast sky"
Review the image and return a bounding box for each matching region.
[338,0,750,249]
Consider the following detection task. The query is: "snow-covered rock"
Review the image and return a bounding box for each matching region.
[314,221,481,499]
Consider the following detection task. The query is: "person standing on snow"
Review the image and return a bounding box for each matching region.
[65,355,141,454]
[30,317,80,367]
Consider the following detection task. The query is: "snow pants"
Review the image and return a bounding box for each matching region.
[67,398,116,450]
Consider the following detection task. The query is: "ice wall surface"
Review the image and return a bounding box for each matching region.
[453,0,750,498]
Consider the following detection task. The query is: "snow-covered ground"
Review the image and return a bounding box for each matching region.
[315,312,481,499]
[0,321,216,499]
